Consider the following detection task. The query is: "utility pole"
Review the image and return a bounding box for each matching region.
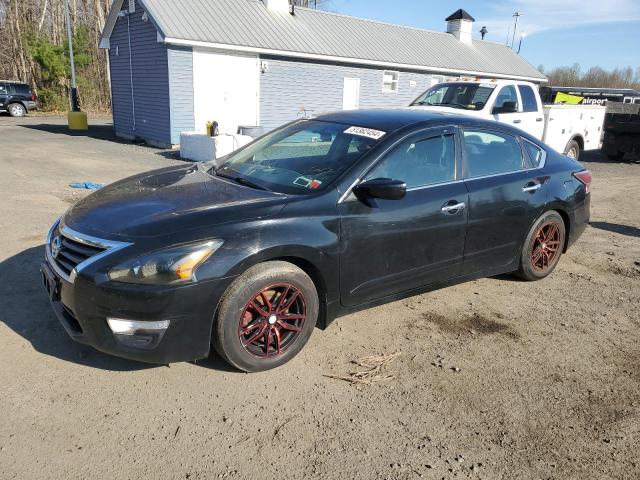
[64,0,88,130]
[511,12,521,49]
[64,0,79,112]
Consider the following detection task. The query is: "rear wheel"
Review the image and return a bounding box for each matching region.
[516,211,566,281]
[8,103,26,118]
[213,261,318,372]
[564,140,580,160]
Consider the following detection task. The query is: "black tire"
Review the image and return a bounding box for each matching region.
[8,103,26,118]
[516,211,566,281]
[564,140,580,160]
[213,261,318,372]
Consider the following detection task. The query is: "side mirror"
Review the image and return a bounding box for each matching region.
[493,101,518,114]
[354,178,407,201]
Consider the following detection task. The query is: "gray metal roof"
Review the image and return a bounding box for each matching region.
[102,0,546,82]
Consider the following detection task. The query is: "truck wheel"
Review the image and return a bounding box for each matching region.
[516,211,566,282]
[213,261,318,372]
[564,140,580,160]
[8,103,26,118]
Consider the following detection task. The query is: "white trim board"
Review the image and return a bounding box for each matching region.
[164,37,548,83]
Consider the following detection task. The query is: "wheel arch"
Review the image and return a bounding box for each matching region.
[216,246,337,331]
[568,135,584,152]
[7,101,27,115]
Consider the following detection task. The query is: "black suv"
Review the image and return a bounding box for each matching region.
[0,81,38,117]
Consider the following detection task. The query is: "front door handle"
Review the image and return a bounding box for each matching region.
[513,119,522,124]
[522,183,541,193]
[536,117,544,122]
[441,201,466,215]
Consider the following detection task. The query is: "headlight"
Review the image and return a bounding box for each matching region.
[108,240,223,285]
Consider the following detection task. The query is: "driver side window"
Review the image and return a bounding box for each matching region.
[494,85,519,112]
[366,133,456,189]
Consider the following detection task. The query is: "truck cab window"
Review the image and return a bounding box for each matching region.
[493,85,519,112]
[518,85,538,112]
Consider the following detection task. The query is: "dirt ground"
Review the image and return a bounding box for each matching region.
[0,116,638,480]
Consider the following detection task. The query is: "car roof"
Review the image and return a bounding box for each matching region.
[314,108,531,139]
[314,108,466,133]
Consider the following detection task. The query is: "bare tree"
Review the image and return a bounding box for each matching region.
[542,63,640,89]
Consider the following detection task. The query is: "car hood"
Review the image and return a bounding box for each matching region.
[63,165,288,239]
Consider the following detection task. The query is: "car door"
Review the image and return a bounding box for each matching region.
[461,128,548,275]
[338,127,468,307]
[517,84,545,140]
[0,83,7,111]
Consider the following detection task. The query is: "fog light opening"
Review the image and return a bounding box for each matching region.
[107,318,170,350]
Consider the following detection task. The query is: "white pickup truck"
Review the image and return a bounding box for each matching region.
[410,79,606,160]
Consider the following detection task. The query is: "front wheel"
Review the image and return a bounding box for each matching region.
[516,211,566,281]
[213,261,318,372]
[8,103,26,118]
[564,140,581,160]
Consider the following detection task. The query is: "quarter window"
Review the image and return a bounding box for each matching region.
[367,134,456,188]
[382,71,400,93]
[518,85,539,112]
[522,139,545,167]
[493,85,519,112]
[463,130,526,178]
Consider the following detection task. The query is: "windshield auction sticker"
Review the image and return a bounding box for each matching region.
[344,126,386,140]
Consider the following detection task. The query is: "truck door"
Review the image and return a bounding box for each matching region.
[517,84,545,140]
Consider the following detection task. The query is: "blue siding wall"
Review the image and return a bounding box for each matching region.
[259,58,435,130]
[108,0,170,146]
[167,46,195,145]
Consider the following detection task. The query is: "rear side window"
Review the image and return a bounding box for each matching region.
[367,133,456,188]
[518,85,538,112]
[463,130,526,178]
[522,139,545,167]
[15,84,30,95]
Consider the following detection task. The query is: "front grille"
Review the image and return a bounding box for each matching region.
[50,226,106,277]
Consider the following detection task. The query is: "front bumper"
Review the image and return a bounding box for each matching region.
[40,257,235,364]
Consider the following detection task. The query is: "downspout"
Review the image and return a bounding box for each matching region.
[125,12,136,133]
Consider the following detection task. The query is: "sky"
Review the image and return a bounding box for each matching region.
[323,0,640,71]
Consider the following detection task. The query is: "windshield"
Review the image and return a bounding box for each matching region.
[212,120,383,195]
[412,83,495,111]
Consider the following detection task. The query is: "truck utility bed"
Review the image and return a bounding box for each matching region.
[543,104,606,154]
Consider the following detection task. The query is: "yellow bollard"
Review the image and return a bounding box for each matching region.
[68,111,88,131]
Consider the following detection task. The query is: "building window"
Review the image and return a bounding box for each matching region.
[382,70,399,93]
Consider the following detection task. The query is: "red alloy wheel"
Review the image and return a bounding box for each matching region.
[238,284,307,358]
[530,221,562,273]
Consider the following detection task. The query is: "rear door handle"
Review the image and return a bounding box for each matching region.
[513,119,522,124]
[441,201,466,214]
[536,118,544,122]
[522,183,541,193]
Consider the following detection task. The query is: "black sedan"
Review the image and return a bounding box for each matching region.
[41,110,591,372]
